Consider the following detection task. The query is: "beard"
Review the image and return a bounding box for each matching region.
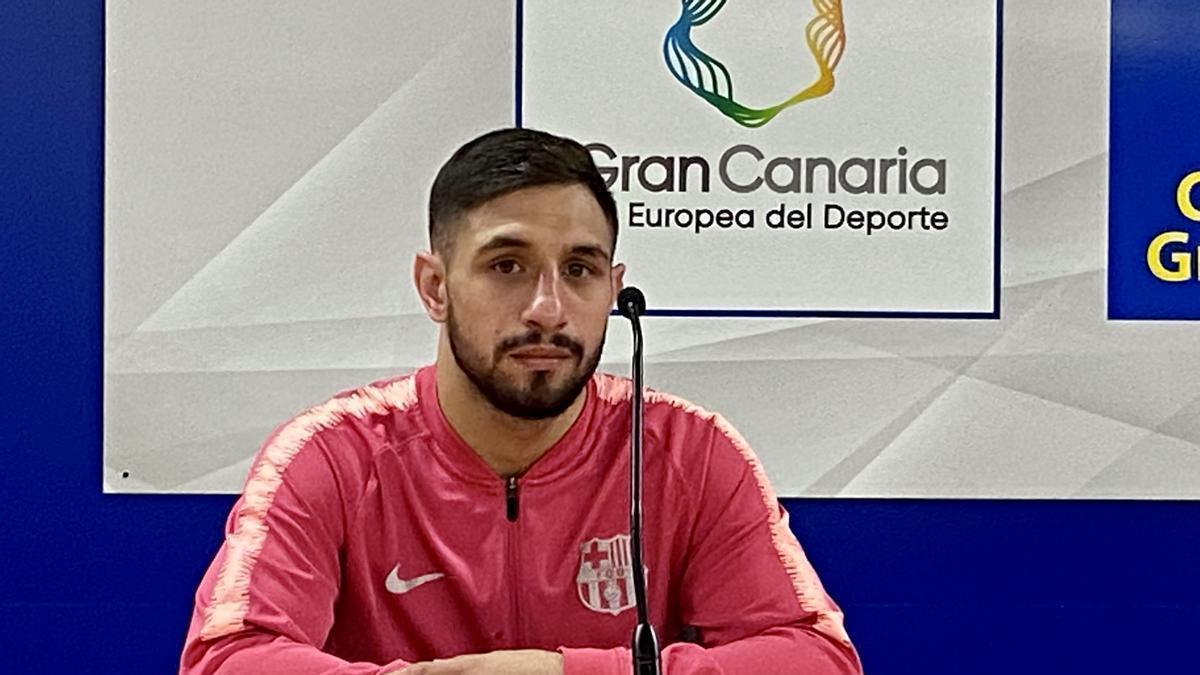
[446,310,604,421]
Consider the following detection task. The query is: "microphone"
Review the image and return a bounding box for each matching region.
[617,286,646,320]
[617,286,661,675]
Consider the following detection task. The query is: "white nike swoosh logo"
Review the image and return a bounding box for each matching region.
[385,565,445,595]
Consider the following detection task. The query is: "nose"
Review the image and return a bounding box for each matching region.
[521,268,566,331]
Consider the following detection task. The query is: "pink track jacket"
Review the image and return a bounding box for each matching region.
[181,366,862,674]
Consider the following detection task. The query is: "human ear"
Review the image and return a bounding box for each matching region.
[610,262,626,306]
[413,251,449,323]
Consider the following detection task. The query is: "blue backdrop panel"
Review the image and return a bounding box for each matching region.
[1108,0,1200,318]
[2,2,1199,673]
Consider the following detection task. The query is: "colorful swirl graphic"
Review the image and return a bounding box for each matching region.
[664,0,846,127]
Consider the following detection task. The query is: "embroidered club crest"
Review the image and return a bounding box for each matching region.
[576,534,637,615]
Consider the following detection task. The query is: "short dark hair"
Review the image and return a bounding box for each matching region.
[428,127,618,255]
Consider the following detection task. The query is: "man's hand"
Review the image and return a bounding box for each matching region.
[393,649,564,675]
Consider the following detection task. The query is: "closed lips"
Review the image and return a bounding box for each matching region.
[509,348,571,359]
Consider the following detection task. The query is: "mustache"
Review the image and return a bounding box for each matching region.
[497,330,585,359]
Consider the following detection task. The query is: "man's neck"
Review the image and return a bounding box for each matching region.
[434,349,585,477]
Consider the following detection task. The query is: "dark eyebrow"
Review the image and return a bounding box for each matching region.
[475,236,531,255]
[567,244,612,263]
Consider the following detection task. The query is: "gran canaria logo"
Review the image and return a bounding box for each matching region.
[664,0,847,127]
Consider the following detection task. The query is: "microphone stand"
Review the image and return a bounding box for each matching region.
[618,287,661,675]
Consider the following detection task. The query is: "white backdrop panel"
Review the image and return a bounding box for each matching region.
[103,1,1200,498]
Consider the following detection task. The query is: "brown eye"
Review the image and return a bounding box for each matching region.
[492,259,521,274]
[565,262,592,278]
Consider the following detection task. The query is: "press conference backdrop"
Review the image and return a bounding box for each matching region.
[103,1,1200,497]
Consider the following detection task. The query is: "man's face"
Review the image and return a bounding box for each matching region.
[440,184,622,420]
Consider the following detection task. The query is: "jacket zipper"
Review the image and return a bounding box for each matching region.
[504,475,522,647]
[505,475,520,522]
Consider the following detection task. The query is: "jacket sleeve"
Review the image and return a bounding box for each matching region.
[559,414,863,675]
[179,431,410,675]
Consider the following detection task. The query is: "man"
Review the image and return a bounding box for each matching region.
[180,128,862,674]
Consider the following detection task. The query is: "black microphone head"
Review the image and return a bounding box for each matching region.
[617,287,646,319]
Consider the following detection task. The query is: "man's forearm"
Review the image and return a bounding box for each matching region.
[180,629,411,675]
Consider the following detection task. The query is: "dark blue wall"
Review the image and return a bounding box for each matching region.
[2,3,1197,673]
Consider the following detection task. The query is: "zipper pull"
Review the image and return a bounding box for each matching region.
[505,475,520,522]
